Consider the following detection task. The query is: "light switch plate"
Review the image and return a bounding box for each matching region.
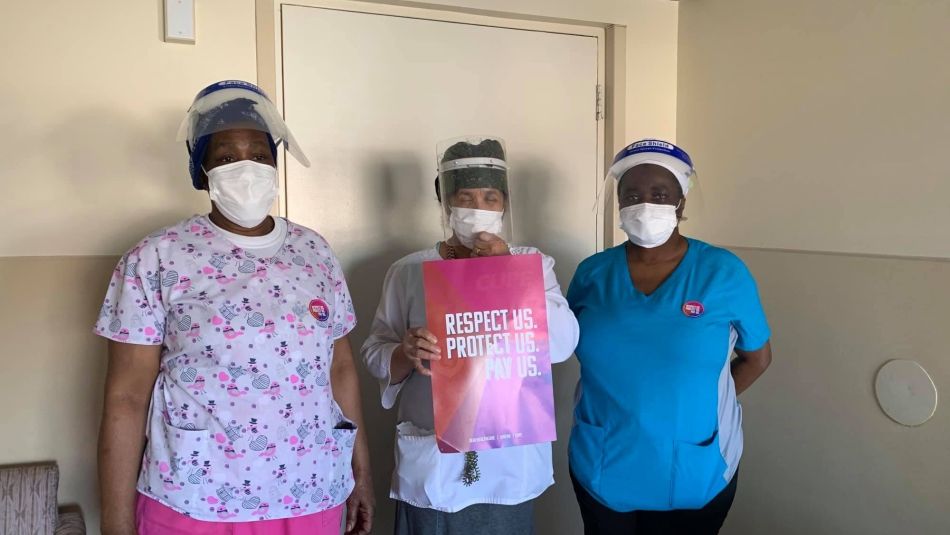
[164,0,195,44]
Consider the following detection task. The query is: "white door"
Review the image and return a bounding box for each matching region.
[280,4,601,532]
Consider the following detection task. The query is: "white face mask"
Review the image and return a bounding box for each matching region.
[206,161,278,229]
[448,207,505,249]
[619,202,680,248]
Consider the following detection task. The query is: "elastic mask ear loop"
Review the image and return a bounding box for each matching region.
[675,198,687,222]
[200,165,212,193]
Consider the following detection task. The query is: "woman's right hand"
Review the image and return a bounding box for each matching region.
[399,327,441,377]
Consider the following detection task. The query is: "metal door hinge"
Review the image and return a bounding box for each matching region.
[595,84,605,121]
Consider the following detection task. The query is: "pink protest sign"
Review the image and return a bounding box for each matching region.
[423,253,555,453]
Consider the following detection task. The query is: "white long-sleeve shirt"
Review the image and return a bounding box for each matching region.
[361,245,579,512]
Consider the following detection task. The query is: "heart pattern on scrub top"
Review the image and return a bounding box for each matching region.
[249,435,268,451]
[247,312,265,327]
[180,367,198,383]
[162,270,180,287]
[252,374,271,389]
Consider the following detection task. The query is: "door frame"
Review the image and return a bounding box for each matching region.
[255,0,624,250]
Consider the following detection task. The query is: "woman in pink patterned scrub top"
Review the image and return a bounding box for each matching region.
[94,81,374,535]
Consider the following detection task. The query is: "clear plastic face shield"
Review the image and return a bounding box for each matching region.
[177,80,311,168]
[597,139,701,229]
[436,136,514,250]
[608,140,695,196]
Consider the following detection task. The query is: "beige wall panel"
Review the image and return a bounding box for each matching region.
[0,256,116,532]
[724,248,950,535]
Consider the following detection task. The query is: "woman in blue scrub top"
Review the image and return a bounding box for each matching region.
[567,139,773,534]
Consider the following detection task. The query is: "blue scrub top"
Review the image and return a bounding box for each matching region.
[567,238,770,512]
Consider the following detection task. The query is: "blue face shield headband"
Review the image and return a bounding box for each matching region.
[608,139,694,195]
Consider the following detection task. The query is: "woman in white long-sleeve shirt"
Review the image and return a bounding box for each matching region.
[361,137,579,534]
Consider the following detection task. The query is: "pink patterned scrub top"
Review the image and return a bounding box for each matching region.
[94,215,358,522]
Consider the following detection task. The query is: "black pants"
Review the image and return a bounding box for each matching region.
[570,470,738,535]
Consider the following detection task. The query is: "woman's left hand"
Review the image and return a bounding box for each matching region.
[345,468,375,534]
[472,232,511,257]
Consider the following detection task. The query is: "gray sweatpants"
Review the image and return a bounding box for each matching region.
[394,500,535,535]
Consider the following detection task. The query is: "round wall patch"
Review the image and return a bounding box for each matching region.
[682,301,705,318]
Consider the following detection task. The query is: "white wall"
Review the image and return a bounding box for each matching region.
[0,0,257,257]
[678,0,950,258]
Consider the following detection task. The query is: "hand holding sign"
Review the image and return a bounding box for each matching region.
[400,327,441,377]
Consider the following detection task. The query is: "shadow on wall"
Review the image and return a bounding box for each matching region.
[513,156,590,283]
[4,106,206,254]
[339,155,442,533]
